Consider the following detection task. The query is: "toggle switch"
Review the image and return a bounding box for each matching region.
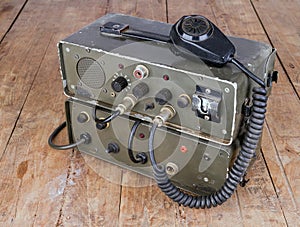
[105,142,120,153]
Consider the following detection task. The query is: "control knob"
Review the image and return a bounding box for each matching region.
[106,142,120,153]
[111,77,128,92]
[132,82,149,99]
[155,88,172,105]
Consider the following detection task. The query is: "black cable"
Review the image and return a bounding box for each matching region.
[48,122,87,150]
[149,87,267,208]
[94,108,120,130]
[149,122,159,170]
[230,58,265,88]
[94,108,120,124]
[127,120,148,164]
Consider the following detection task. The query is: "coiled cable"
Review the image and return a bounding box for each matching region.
[149,87,267,208]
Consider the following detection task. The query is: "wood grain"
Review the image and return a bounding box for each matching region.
[0,33,70,225]
[0,0,120,225]
[251,0,300,95]
[58,153,122,226]
[0,0,27,42]
[0,0,299,226]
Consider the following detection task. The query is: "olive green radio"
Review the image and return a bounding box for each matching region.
[49,13,277,208]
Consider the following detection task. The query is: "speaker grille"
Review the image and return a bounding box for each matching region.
[76,57,106,89]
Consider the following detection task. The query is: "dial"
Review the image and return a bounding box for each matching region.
[111,73,131,92]
[111,76,128,92]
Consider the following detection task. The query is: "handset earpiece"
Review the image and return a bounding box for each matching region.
[170,15,235,66]
[170,15,265,87]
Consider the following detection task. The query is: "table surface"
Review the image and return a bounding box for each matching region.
[0,0,299,226]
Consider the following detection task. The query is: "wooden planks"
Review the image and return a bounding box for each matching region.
[0,32,70,225]
[249,1,300,222]
[0,0,121,225]
[0,0,28,42]
[0,0,299,226]
[251,0,300,95]
[57,153,123,226]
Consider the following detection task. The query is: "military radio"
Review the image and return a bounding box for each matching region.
[49,14,277,208]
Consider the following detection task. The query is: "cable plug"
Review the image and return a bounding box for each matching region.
[153,105,176,127]
[115,82,150,115]
[115,94,138,115]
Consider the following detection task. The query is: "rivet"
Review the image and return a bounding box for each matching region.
[204,155,210,161]
[205,88,211,94]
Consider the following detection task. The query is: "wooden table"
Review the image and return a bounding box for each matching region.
[0,0,299,226]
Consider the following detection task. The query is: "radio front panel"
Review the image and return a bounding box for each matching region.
[66,99,233,195]
[59,42,238,144]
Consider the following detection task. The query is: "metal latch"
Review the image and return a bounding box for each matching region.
[100,22,129,36]
[100,22,170,42]
[192,85,222,123]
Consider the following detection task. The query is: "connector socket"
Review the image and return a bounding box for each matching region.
[115,94,138,114]
[154,105,176,127]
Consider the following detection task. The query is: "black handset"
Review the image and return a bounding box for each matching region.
[170,15,265,87]
[170,15,235,66]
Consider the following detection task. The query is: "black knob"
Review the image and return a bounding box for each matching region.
[155,88,172,105]
[111,77,128,92]
[106,142,120,153]
[177,95,190,108]
[132,82,149,99]
[77,112,89,123]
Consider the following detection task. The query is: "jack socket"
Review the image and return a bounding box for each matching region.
[133,64,149,79]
